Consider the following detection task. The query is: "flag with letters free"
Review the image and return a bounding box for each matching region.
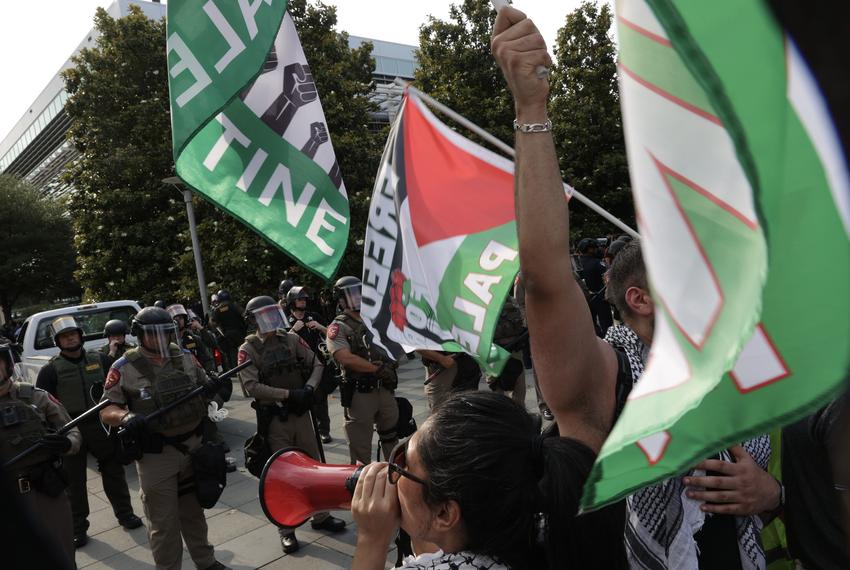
[167,1,348,279]
[582,0,850,509]
[361,92,521,375]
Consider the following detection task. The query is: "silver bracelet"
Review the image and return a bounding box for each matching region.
[513,119,552,133]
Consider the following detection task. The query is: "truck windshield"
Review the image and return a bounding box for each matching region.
[34,306,138,350]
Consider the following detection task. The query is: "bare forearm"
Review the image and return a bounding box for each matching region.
[352,537,390,570]
[335,353,379,374]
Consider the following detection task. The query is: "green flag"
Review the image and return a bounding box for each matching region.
[582,0,850,509]
[167,1,349,279]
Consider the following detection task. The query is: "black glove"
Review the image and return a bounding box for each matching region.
[121,413,148,439]
[40,433,72,454]
[374,363,396,383]
[287,385,314,416]
[201,373,222,398]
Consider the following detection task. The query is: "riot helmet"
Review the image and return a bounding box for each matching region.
[245,295,287,334]
[103,319,128,338]
[50,316,84,352]
[166,303,189,330]
[285,286,309,309]
[334,276,362,312]
[154,300,167,309]
[216,289,231,302]
[278,279,295,300]
[131,307,178,358]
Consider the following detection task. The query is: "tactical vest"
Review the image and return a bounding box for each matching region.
[1,384,50,472]
[52,352,105,415]
[334,314,397,390]
[123,347,206,435]
[246,333,304,391]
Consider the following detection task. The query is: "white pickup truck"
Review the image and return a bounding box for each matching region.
[16,300,142,383]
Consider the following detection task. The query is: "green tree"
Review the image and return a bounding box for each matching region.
[415,0,514,146]
[0,175,78,321]
[550,2,634,240]
[64,3,382,307]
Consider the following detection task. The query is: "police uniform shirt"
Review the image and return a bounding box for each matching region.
[324,318,358,357]
[237,331,323,403]
[100,349,209,437]
[1,382,82,456]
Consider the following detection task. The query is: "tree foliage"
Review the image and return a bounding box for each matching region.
[64,2,382,308]
[0,175,78,320]
[550,2,634,240]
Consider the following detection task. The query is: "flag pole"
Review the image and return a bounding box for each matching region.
[395,78,640,239]
[163,177,211,318]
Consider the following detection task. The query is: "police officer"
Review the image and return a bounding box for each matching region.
[277,278,295,319]
[100,319,136,366]
[1,342,82,565]
[286,286,334,443]
[325,276,399,464]
[208,290,246,401]
[168,304,215,372]
[238,296,345,553]
[188,310,223,371]
[99,307,229,570]
[36,316,141,548]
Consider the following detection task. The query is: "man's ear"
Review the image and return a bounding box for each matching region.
[625,286,653,317]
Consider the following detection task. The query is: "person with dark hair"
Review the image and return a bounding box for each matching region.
[491,7,778,569]
[351,392,624,569]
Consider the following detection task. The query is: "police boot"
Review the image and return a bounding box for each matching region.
[311,515,346,533]
[280,530,299,554]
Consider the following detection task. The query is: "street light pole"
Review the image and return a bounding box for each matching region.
[163,177,210,318]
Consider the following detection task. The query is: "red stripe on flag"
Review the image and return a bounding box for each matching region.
[402,97,515,247]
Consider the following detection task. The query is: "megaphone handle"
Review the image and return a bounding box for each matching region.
[344,465,365,494]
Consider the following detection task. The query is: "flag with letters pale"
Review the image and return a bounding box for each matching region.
[167,1,348,279]
[582,0,850,509]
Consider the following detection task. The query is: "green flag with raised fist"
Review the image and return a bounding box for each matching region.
[167,0,349,279]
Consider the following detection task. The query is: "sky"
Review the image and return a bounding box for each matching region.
[0,0,603,139]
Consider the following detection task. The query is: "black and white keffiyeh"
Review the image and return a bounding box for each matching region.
[604,325,770,570]
[400,550,509,570]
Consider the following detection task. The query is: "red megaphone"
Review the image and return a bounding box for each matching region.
[259,447,364,528]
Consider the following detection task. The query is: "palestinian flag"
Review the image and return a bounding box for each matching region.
[167,2,348,279]
[582,0,850,509]
[361,92,520,375]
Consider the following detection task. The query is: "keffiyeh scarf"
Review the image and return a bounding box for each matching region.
[401,550,509,570]
[604,325,770,570]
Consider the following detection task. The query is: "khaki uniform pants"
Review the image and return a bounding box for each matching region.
[64,419,133,533]
[136,434,215,570]
[266,413,328,525]
[21,488,74,565]
[424,366,456,414]
[344,388,399,464]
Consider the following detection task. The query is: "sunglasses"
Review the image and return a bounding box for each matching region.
[387,437,428,487]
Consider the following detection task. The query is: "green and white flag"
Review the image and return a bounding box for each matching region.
[582,0,850,509]
[167,1,348,279]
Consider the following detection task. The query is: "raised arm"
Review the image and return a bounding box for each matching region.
[492,6,617,450]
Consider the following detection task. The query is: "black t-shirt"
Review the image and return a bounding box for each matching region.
[576,255,607,293]
[783,405,849,570]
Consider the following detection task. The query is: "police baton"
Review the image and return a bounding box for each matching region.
[119,359,254,436]
[3,399,112,469]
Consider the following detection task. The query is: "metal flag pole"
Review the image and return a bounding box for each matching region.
[394,78,640,239]
[163,177,211,317]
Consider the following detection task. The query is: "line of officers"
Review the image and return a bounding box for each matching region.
[0,275,444,569]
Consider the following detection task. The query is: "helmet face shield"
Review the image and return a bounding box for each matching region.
[138,322,178,358]
[339,283,362,312]
[166,304,188,320]
[252,304,286,334]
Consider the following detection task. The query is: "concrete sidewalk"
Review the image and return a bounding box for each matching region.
[72,356,538,569]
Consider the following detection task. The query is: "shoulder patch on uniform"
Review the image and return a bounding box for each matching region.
[105,367,121,390]
[237,349,249,365]
[327,323,339,340]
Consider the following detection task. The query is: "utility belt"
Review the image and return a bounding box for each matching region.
[12,460,68,497]
[142,422,205,455]
[252,401,290,427]
[350,375,381,393]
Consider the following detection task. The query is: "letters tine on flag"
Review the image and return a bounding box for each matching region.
[582,0,850,509]
[167,1,349,280]
[361,92,521,376]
